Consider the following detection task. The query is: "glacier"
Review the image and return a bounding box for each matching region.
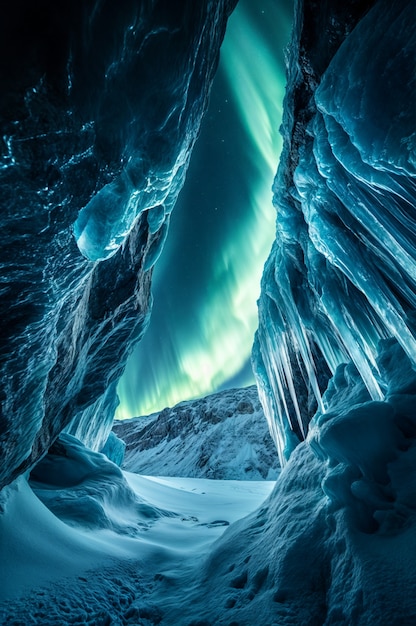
[1,0,416,624]
[253,0,416,463]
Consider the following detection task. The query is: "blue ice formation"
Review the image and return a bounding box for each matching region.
[253,0,416,463]
[0,0,236,489]
[101,431,126,467]
[0,0,414,497]
[0,0,416,621]
[73,132,183,263]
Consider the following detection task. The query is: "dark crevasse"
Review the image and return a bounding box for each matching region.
[0,0,237,489]
[253,0,416,463]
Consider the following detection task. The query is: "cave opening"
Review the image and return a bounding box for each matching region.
[115,0,294,420]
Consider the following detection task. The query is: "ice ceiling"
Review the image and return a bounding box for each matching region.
[116,0,293,419]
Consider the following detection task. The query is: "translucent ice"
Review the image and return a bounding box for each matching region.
[254,0,416,463]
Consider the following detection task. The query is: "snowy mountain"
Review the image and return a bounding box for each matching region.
[112,386,280,480]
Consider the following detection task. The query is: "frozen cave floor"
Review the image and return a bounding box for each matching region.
[1,342,416,625]
[1,452,415,625]
[0,436,275,626]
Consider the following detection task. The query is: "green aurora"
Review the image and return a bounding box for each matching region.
[116,0,293,419]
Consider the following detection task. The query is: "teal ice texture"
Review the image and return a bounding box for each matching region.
[253,0,416,463]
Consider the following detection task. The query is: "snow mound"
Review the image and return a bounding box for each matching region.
[30,433,175,535]
[160,341,416,625]
[0,465,273,621]
[112,386,280,480]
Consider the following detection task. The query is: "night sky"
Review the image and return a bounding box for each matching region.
[116,0,294,419]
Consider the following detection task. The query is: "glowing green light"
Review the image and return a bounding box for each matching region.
[221,2,289,175]
[115,0,292,418]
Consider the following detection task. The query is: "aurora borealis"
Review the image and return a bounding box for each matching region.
[116,0,293,419]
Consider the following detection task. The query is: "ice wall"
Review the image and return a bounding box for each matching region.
[0,0,236,489]
[253,0,416,463]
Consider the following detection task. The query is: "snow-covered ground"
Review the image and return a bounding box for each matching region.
[2,426,415,625]
[112,386,280,480]
[1,344,415,625]
[0,435,274,624]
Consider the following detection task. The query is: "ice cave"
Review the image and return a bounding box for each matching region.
[0,0,415,624]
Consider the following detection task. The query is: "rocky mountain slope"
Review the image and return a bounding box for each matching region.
[113,386,280,480]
